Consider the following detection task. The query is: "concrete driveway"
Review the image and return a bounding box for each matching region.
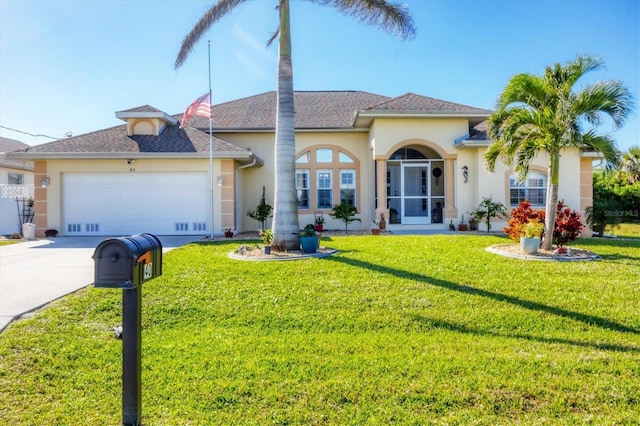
[0,235,201,333]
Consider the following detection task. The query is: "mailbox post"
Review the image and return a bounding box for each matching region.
[93,233,162,426]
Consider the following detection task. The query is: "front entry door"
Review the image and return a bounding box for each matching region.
[402,163,429,225]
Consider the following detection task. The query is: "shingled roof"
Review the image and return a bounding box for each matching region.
[187,91,391,130]
[17,121,252,159]
[10,91,491,158]
[365,92,489,113]
[0,137,33,170]
[186,90,490,131]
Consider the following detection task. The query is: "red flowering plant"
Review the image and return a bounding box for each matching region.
[504,200,546,241]
[553,200,584,247]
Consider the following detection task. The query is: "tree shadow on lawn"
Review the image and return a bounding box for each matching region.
[325,256,639,337]
[410,315,640,353]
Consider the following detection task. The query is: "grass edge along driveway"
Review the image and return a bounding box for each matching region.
[0,234,638,424]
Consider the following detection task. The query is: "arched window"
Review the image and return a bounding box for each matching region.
[509,171,547,206]
[296,147,359,210]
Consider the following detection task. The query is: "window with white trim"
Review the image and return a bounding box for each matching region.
[340,169,356,206]
[295,147,359,211]
[317,170,333,209]
[8,173,23,185]
[510,171,547,206]
[296,170,310,209]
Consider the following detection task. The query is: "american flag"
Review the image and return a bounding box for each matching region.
[180,92,211,128]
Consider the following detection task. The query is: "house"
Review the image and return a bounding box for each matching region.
[7,91,595,237]
[1,137,34,235]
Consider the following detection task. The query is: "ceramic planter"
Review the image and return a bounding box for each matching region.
[300,236,319,253]
[520,236,541,254]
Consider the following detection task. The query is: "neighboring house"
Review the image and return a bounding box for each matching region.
[0,137,34,235]
[7,91,595,238]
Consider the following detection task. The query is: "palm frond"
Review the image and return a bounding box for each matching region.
[496,74,547,111]
[580,130,621,170]
[175,0,247,69]
[311,0,416,40]
[573,80,635,128]
[483,142,504,172]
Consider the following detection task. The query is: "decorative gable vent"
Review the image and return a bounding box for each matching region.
[115,106,178,137]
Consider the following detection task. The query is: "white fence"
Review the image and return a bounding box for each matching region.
[0,184,35,235]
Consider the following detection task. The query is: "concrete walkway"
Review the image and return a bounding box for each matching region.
[0,236,201,333]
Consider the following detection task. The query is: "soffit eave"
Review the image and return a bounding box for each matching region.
[115,111,178,125]
[454,139,490,149]
[6,151,257,162]
[205,127,368,134]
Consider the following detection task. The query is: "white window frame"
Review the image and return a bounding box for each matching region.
[340,169,356,206]
[510,171,547,207]
[317,169,333,209]
[296,170,310,209]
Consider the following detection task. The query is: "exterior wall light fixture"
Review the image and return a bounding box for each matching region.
[41,177,51,188]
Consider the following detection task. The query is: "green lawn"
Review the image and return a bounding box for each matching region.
[1,235,639,424]
[608,222,640,239]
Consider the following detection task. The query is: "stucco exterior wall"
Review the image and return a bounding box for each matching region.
[370,118,467,158]
[220,131,373,231]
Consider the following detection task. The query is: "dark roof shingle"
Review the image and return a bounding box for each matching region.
[24,123,245,154]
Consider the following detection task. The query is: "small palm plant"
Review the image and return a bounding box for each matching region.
[330,202,361,233]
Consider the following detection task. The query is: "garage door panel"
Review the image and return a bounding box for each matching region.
[63,173,209,236]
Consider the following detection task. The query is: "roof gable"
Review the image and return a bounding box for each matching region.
[187,91,391,130]
[19,123,248,156]
[365,93,490,113]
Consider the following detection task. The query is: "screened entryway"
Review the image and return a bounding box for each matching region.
[386,147,445,225]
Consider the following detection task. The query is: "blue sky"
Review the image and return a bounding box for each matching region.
[1,0,638,151]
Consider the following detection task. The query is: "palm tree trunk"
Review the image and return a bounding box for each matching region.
[272,0,300,250]
[542,153,560,250]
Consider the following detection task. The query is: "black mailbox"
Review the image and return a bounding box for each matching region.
[93,233,162,288]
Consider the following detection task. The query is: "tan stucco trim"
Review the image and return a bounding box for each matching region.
[220,159,236,230]
[33,160,47,237]
[375,159,388,220]
[377,138,455,160]
[579,159,594,237]
[444,158,457,219]
[295,145,361,212]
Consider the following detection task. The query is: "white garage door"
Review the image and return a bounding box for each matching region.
[63,172,209,236]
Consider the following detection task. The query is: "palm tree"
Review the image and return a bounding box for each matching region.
[485,55,634,250]
[619,146,640,184]
[175,0,415,250]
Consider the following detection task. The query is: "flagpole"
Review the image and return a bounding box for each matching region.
[208,40,214,239]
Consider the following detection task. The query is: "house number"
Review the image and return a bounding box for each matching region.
[143,262,153,280]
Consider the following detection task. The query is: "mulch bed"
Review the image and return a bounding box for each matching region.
[487,244,601,261]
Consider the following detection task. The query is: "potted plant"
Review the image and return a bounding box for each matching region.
[314,214,325,232]
[45,229,58,237]
[260,229,273,254]
[224,228,234,238]
[458,215,468,231]
[299,224,319,253]
[371,220,381,235]
[520,220,544,254]
[468,214,477,231]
